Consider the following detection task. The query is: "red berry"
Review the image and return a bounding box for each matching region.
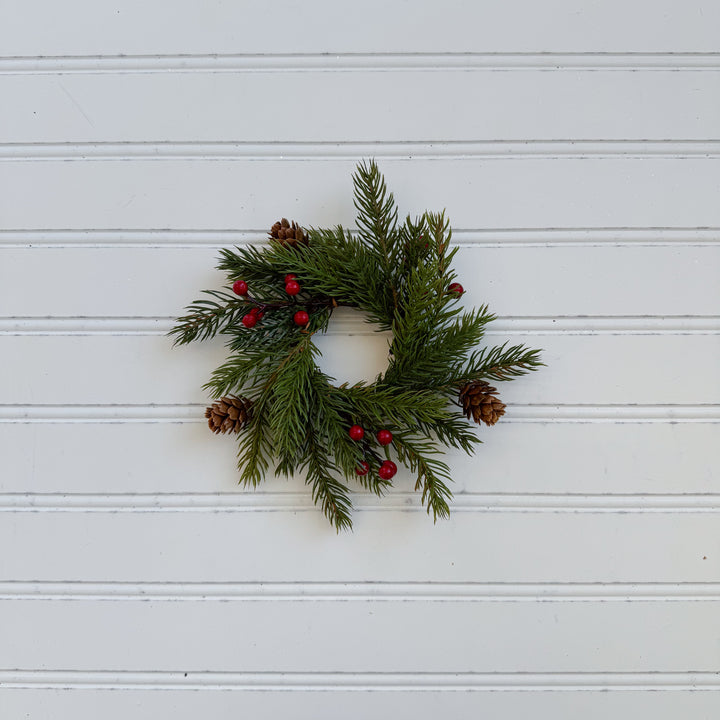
[378,465,392,480]
[249,307,260,315]
[376,429,393,446]
[378,460,397,480]
[241,313,257,328]
[233,280,248,296]
[285,280,301,295]
[448,282,464,296]
[356,461,370,476]
[293,310,309,326]
[349,425,365,441]
[284,273,297,284]
[255,312,264,321]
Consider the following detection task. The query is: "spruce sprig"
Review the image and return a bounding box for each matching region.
[170,160,543,530]
[169,290,245,346]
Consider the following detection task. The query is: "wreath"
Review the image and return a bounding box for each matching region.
[171,161,542,530]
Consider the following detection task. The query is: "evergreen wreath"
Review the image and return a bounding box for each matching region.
[170,161,542,530]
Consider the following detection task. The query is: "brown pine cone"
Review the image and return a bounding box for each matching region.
[205,396,253,434]
[269,218,308,248]
[459,381,506,426]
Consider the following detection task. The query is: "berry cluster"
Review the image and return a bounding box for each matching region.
[348,424,397,479]
[241,306,263,328]
[232,273,310,328]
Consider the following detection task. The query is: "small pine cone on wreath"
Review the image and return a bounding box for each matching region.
[205,396,254,434]
[459,381,506,426]
[269,218,308,248]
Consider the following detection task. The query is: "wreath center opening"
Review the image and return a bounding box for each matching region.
[313,307,391,386]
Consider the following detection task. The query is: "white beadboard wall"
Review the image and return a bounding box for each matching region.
[1,2,719,718]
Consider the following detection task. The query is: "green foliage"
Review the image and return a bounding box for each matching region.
[168,290,246,346]
[170,160,543,530]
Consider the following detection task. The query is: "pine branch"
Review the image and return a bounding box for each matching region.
[397,214,432,275]
[353,159,400,313]
[236,394,273,488]
[267,338,319,470]
[433,306,496,359]
[383,254,468,387]
[418,414,480,456]
[393,433,453,521]
[303,433,354,532]
[460,343,544,384]
[216,245,283,286]
[353,160,399,258]
[203,344,278,399]
[385,307,497,390]
[169,290,244,345]
[335,384,450,428]
[424,211,453,276]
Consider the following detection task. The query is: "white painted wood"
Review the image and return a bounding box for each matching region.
[2,598,719,671]
[1,0,718,55]
[2,71,719,143]
[2,688,720,720]
[2,1,718,715]
[2,245,719,317]
[1,423,717,495]
[2,158,720,229]
[1,512,716,582]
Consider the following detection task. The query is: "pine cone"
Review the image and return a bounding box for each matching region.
[205,396,253,434]
[269,218,308,248]
[459,381,506,426]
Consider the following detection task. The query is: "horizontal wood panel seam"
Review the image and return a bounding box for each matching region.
[2,493,720,513]
[1,317,717,336]
[0,404,716,423]
[4,141,720,160]
[1,670,719,690]
[3,53,720,74]
[2,228,718,247]
[2,581,719,601]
